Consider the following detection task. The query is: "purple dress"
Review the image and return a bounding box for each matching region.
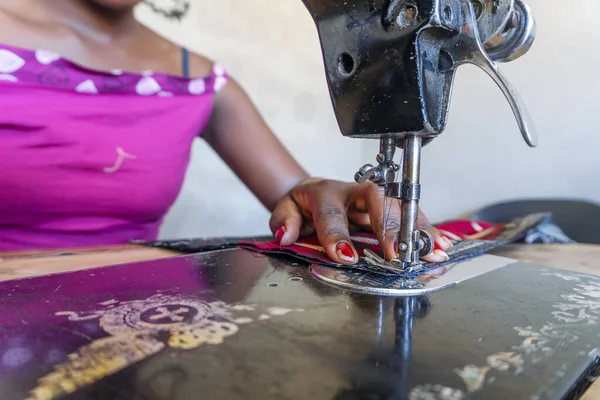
[0,43,228,250]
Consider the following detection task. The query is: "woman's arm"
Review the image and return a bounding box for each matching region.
[203,76,309,212]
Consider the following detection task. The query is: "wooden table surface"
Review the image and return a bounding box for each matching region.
[0,243,598,399]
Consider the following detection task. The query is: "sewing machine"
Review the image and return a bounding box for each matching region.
[4,2,600,399]
[301,0,537,271]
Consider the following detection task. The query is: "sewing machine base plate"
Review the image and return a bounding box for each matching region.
[0,248,599,400]
[310,254,516,296]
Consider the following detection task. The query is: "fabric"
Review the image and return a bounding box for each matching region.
[0,43,228,250]
[436,214,574,244]
[137,213,572,278]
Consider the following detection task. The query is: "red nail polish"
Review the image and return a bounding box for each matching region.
[275,226,286,245]
[336,241,356,262]
[393,240,402,256]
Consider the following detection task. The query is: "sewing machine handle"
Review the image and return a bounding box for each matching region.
[477,58,537,147]
[443,0,537,147]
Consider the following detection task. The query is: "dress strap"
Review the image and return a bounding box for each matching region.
[181,47,190,78]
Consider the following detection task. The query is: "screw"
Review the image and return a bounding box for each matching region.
[443,4,452,22]
[398,243,408,252]
[396,5,418,27]
[492,0,499,13]
[470,0,484,19]
[355,164,376,183]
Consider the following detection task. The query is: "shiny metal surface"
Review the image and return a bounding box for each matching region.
[311,254,516,295]
[300,0,537,139]
[416,229,434,258]
[440,1,538,147]
[354,138,398,185]
[301,0,538,272]
[472,0,515,44]
[1,249,600,399]
[485,0,537,62]
[397,136,424,267]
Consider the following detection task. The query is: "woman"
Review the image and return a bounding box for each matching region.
[0,0,452,263]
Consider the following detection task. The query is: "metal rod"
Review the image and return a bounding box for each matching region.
[379,137,396,163]
[397,135,422,267]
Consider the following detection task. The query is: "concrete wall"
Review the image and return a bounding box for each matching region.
[135,0,600,239]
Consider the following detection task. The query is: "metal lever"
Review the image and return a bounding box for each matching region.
[440,0,538,147]
[355,138,399,186]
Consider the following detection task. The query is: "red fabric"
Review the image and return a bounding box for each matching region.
[241,233,381,266]
[435,220,505,241]
[241,221,507,258]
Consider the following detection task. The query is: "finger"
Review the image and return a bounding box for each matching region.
[311,189,357,264]
[416,210,453,262]
[347,210,372,232]
[353,183,401,261]
[416,210,453,250]
[269,196,303,246]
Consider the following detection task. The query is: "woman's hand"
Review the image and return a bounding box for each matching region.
[269,178,453,265]
[200,72,451,264]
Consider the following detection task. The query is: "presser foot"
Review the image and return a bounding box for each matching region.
[310,254,517,296]
[363,249,421,275]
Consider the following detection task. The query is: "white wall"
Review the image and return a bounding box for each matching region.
[136,0,600,239]
[417,0,600,221]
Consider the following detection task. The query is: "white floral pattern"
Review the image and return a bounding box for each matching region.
[0,49,25,73]
[188,78,206,95]
[0,73,17,82]
[413,271,600,397]
[0,44,229,97]
[34,49,60,65]
[75,79,99,94]
[135,76,162,96]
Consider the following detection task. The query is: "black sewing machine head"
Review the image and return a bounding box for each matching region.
[302,0,538,270]
[302,0,537,146]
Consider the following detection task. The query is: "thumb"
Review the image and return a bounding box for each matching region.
[269,196,303,246]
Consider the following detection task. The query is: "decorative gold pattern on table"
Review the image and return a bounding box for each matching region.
[26,294,305,400]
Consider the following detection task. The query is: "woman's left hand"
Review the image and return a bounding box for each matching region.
[269,178,453,265]
[202,78,452,263]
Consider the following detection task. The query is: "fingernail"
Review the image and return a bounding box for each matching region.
[433,249,450,262]
[392,240,400,258]
[275,226,286,245]
[434,236,453,251]
[336,241,356,263]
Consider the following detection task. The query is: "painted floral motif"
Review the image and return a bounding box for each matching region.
[412,271,600,397]
[553,281,600,324]
[27,336,164,400]
[453,365,490,392]
[26,294,304,400]
[409,384,465,400]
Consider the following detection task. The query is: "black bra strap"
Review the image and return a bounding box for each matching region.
[181,47,190,78]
